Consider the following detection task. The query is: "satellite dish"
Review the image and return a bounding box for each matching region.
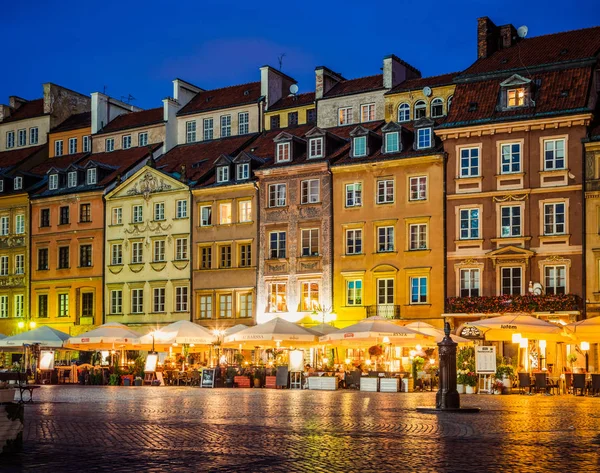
[532,282,544,296]
[517,25,528,38]
[422,86,432,97]
[289,84,299,94]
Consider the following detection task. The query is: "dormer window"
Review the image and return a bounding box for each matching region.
[87,168,97,185]
[353,137,367,157]
[414,101,426,120]
[13,177,22,190]
[217,166,229,183]
[67,172,77,188]
[309,138,324,159]
[384,132,399,153]
[237,163,249,181]
[416,128,432,149]
[49,174,58,190]
[276,142,290,163]
[507,88,525,108]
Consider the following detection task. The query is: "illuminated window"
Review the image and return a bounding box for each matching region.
[361,103,375,122]
[269,283,287,312]
[507,88,525,107]
[219,294,233,318]
[301,281,320,311]
[238,200,252,222]
[219,202,232,224]
[338,107,353,125]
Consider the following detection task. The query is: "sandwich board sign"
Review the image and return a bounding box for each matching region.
[475,346,496,374]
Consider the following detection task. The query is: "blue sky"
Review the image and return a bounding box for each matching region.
[1,0,598,109]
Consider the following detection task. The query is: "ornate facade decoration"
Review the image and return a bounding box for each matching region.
[492,194,528,203]
[126,172,173,200]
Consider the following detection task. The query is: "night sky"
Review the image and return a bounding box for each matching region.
[1,0,599,109]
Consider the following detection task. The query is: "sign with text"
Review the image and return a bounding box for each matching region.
[475,346,497,374]
[39,350,55,370]
[201,368,217,388]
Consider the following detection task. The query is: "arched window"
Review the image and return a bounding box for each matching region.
[414,100,426,120]
[448,95,453,112]
[430,98,444,118]
[398,103,410,122]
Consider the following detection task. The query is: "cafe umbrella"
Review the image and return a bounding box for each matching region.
[0,326,70,350]
[65,322,142,350]
[223,317,319,349]
[319,319,430,346]
[463,314,569,342]
[404,321,470,344]
[566,316,600,342]
[139,320,216,349]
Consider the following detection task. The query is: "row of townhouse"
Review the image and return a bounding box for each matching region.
[0,16,600,337]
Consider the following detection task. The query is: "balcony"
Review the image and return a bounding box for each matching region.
[366,305,401,319]
[445,294,582,314]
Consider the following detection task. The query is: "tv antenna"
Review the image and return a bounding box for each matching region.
[517,25,528,38]
[278,53,286,70]
[121,94,136,104]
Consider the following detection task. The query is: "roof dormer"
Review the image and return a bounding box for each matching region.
[273,131,306,164]
[214,154,233,183]
[305,127,326,159]
[499,74,533,110]
[349,125,380,158]
[381,121,403,154]
[413,117,435,150]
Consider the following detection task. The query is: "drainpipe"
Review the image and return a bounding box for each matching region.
[189,186,194,322]
[102,191,106,324]
[582,139,587,321]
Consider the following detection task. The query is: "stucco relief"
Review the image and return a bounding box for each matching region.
[126,172,173,200]
[0,276,25,287]
[0,236,25,249]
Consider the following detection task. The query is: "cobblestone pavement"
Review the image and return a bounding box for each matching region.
[2,386,600,472]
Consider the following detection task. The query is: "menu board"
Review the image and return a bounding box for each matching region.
[201,368,217,388]
[475,346,497,374]
[276,366,289,388]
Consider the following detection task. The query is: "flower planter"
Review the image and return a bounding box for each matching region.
[134,379,143,386]
[502,376,512,394]
[254,378,261,388]
[456,383,465,394]
[465,385,476,394]
[0,389,16,403]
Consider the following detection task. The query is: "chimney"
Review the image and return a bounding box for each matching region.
[477,16,500,59]
[315,67,345,100]
[499,24,518,49]
[8,96,28,110]
[260,66,296,110]
[383,55,421,89]
[0,104,11,122]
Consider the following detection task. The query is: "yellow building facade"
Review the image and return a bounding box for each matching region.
[264,93,316,131]
[585,135,600,317]
[104,165,191,328]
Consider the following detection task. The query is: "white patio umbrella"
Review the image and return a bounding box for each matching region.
[139,320,216,347]
[405,321,471,344]
[223,317,318,348]
[566,317,600,342]
[464,314,569,342]
[319,319,430,346]
[310,323,340,336]
[224,324,251,337]
[65,322,142,350]
[0,326,70,349]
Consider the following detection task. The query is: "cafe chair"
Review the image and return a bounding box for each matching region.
[534,373,554,395]
[572,373,586,396]
[564,373,572,394]
[590,374,600,397]
[346,370,361,390]
[518,373,534,394]
[190,370,201,387]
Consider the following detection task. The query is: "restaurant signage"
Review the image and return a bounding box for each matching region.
[459,326,483,340]
[201,368,217,388]
[475,346,496,374]
[344,333,355,338]
[500,325,517,330]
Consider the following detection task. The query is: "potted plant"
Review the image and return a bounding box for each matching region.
[411,356,425,391]
[495,364,514,393]
[456,369,468,394]
[225,366,237,388]
[492,379,504,395]
[0,382,15,403]
[567,353,578,373]
[465,371,478,394]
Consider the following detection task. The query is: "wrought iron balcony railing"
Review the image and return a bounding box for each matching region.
[365,305,401,319]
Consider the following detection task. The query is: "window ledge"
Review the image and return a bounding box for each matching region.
[267,206,288,210]
[375,251,398,255]
[341,253,365,258]
[405,249,431,253]
[405,303,432,307]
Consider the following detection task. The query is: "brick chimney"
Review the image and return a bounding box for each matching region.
[315,67,345,100]
[499,24,518,49]
[477,16,500,59]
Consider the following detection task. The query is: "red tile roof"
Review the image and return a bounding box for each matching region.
[159,134,258,183]
[50,112,91,133]
[464,25,600,76]
[98,108,164,134]
[79,143,163,186]
[386,72,458,94]
[29,152,89,174]
[178,82,262,116]
[443,67,593,127]
[268,92,315,111]
[323,75,384,99]
[0,145,46,169]
[1,99,45,123]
